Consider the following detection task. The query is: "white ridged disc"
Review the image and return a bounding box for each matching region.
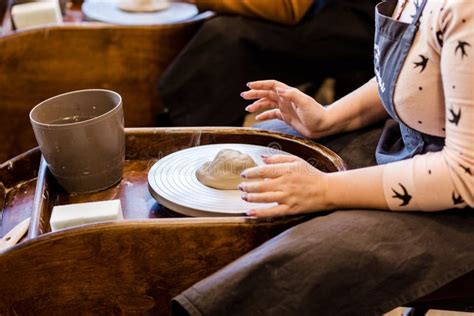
[148,143,291,217]
[82,0,198,25]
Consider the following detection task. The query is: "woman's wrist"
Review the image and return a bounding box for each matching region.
[306,105,336,139]
[314,80,387,138]
[319,171,337,210]
[323,166,388,210]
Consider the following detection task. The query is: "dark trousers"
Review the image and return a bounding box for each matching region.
[171,120,474,316]
[172,209,474,316]
[157,0,379,126]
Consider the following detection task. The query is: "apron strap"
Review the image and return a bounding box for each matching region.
[411,0,428,25]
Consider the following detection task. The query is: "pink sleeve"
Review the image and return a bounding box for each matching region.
[383,1,473,211]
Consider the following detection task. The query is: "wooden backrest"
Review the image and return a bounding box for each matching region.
[0,2,6,25]
[0,20,206,163]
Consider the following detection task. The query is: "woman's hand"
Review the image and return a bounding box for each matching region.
[241,80,331,138]
[239,154,332,217]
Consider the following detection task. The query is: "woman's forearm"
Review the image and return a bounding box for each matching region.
[322,78,388,136]
[324,164,388,210]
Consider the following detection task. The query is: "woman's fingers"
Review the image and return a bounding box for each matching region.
[238,178,280,193]
[241,89,279,101]
[245,98,276,113]
[246,80,288,91]
[247,205,292,218]
[241,192,285,203]
[276,87,314,108]
[242,163,293,179]
[255,109,283,121]
[262,154,299,164]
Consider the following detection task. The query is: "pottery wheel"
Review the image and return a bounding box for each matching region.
[82,0,198,25]
[148,143,292,217]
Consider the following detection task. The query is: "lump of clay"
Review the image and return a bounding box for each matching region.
[118,0,170,13]
[196,149,257,190]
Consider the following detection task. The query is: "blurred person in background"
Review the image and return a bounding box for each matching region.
[158,0,379,128]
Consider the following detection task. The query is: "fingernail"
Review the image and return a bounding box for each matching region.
[241,193,248,201]
[246,210,256,216]
[241,172,247,179]
[238,184,244,191]
[246,82,251,87]
[261,154,268,159]
[276,88,286,95]
[245,105,251,111]
[240,92,245,97]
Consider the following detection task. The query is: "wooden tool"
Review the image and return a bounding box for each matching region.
[0,182,5,226]
[0,217,30,252]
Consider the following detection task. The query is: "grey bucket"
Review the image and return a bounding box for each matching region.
[30,89,125,193]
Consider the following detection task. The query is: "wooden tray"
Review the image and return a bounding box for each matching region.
[29,127,345,237]
[0,127,345,315]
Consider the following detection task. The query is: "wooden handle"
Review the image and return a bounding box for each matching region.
[0,217,31,252]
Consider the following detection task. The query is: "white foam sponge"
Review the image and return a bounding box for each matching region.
[50,199,123,232]
[12,1,62,30]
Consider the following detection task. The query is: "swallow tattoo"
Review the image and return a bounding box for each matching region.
[448,106,461,126]
[455,41,471,59]
[452,191,464,205]
[459,164,472,176]
[413,54,429,72]
[436,27,446,47]
[392,183,412,206]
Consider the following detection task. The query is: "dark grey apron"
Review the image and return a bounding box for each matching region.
[374,0,445,164]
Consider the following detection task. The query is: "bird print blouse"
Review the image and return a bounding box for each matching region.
[383,0,473,211]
